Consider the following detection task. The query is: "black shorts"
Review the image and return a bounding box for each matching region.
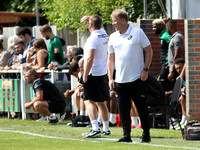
[83,74,110,102]
[47,100,66,113]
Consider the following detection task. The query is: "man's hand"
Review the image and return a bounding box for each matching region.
[140,70,148,81]
[48,63,56,70]
[80,16,90,23]
[168,72,174,81]
[83,75,88,83]
[25,102,32,109]
[64,89,74,98]
[109,79,115,91]
[4,66,10,70]
[39,67,45,73]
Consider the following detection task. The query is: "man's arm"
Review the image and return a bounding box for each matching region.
[83,49,95,83]
[25,90,43,109]
[107,53,115,91]
[168,47,184,81]
[177,63,185,80]
[140,45,153,81]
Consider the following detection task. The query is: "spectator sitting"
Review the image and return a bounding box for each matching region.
[0,26,7,50]
[175,58,186,126]
[0,38,11,79]
[64,56,85,116]
[0,38,11,68]
[7,35,21,53]
[2,41,25,79]
[146,74,166,107]
[17,27,36,63]
[48,46,83,71]
[25,38,49,78]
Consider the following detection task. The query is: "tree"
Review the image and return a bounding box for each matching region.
[0,0,36,13]
[41,0,165,32]
[0,0,48,26]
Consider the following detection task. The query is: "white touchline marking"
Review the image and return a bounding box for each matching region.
[0,129,200,150]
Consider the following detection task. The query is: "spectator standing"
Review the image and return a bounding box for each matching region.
[81,15,110,138]
[166,20,185,82]
[24,69,66,123]
[107,9,153,143]
[17,27,36,63]
[40,24,64,66]
[152,19,172,91]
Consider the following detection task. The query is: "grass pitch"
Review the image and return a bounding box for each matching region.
[0,118,199,150]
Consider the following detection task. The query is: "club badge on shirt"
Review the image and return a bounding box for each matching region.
[128,35,132,40]
[54,47,59,53]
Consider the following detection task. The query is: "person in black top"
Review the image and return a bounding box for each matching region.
[24,69,66,123]
[152,19,172,92]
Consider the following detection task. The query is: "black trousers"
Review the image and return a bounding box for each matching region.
[115,79,150,138]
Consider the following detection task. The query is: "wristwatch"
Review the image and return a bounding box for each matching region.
[143,68,149,71]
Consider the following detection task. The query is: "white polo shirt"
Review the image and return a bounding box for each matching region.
[108,25,150,83]
[84,28,109,76]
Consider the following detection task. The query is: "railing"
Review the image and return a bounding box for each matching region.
[0,65,75,120]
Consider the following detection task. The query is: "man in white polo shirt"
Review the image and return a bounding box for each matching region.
[81,15,110,138]
[107,9,153,143]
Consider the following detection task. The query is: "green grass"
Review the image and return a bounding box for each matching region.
[0,118,199,150]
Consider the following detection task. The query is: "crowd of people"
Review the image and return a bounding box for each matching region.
[0,8,186,143]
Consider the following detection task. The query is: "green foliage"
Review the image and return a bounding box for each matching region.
[1,0,36,12]
[41,0,165,32]
[41,0,131,32]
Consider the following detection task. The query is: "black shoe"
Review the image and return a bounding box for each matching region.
[98,122,103,127]
[101,130,111,135]
[117,137,132,143]
[109,121,117,127]
[48,116,58,124]
[141,132,151,143]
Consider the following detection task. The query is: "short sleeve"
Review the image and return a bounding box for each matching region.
[33,79,43,93]
[174,35,183,49]
[108,35,114,54]
[139,29,150,48]
[87,36,98,50]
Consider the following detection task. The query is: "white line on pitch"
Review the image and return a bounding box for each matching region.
[0,129,200,150]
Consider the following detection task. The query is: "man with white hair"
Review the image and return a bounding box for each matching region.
[152,19,172,92]
[108,9,153,143]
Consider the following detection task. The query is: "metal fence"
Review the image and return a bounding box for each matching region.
[0,67,76,120]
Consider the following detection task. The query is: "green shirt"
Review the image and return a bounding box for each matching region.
[159,28,171,65]
[159,28,171,43]
[48,36,64,65]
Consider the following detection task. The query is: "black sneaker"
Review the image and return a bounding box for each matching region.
[117,137,132,143]
[101,130,111,135]
[83,129,101,138]
[98,122,103,127]
[48,116,58,124]
[141,132,151,143]
[109,121,117,127]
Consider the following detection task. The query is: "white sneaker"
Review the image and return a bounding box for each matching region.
[36,116,47,121]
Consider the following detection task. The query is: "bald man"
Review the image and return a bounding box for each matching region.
[152,19,172,92]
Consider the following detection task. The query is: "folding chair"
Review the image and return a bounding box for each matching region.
[149,77,183,130]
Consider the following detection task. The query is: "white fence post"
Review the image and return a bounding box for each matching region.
[20,65,26,120]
